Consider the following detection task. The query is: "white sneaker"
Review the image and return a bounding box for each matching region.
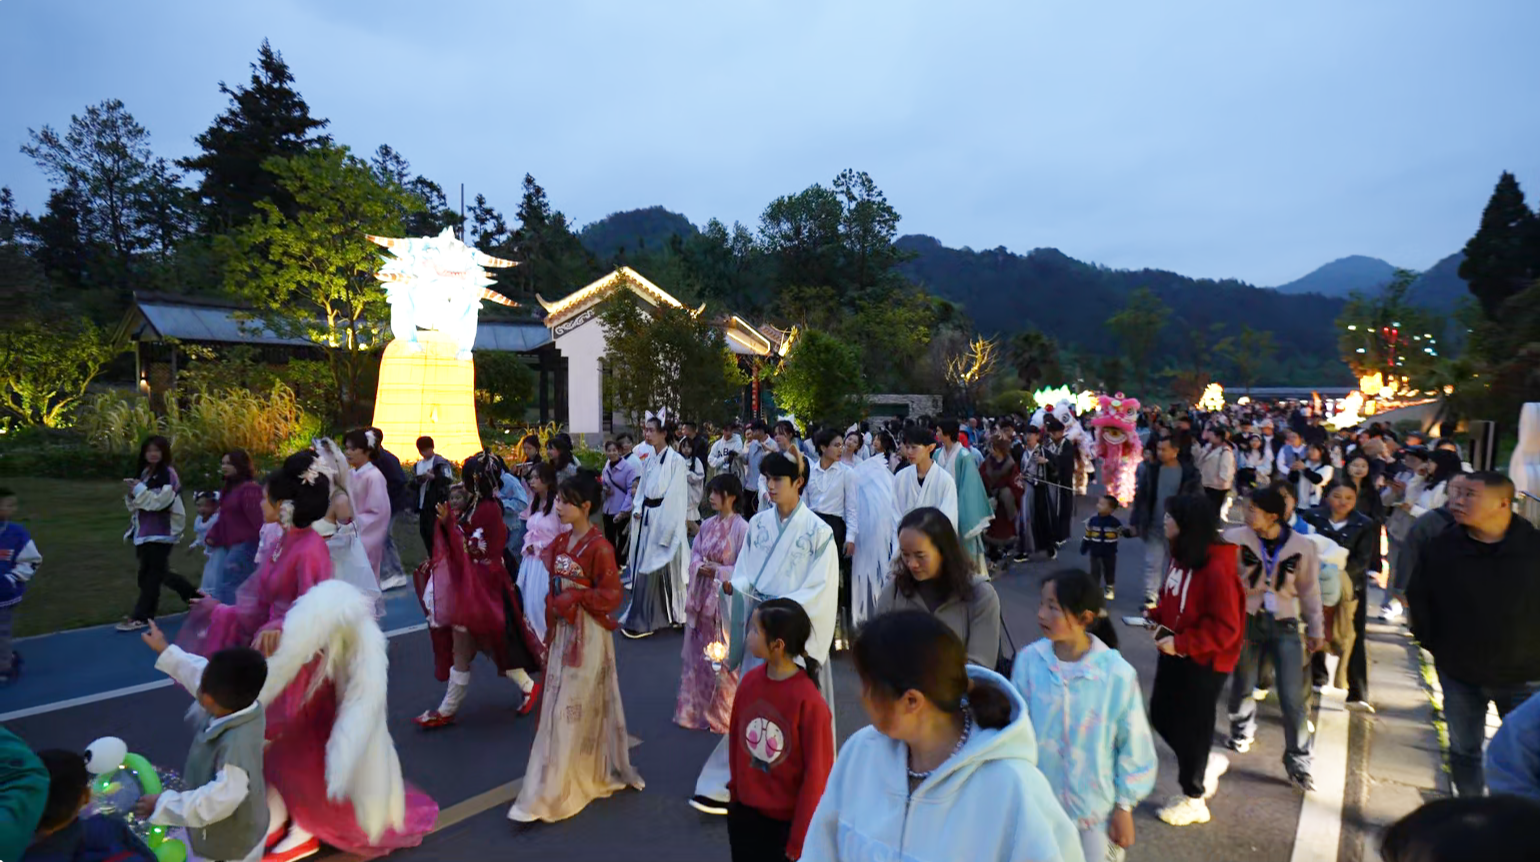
[1380,600,1404,621]
[379,573,410,591]
[1203,752,1230,799]
[1157,794,1211,826]
[1346,700,1376,713]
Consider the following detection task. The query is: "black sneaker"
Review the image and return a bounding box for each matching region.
[688,795,728,815]
[1012,553,1029,563]
[1288,771,1315,792]
[620,629,653,640]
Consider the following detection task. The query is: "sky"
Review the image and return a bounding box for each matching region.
[1,0,1536,287]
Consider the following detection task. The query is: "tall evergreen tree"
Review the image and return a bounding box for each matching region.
[178,39,331,231]
[509,174,598,303]
[1459,171,1537,319]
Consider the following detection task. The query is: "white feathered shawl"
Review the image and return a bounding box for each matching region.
[258,578,406,841]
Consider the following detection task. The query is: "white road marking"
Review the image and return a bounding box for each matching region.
[1291,686,1350,862]
[0,622,430,722]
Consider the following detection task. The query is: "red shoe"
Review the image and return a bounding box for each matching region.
[264,836,320,862]
[265,827,285,850]
[413,710,457,729]
[518,681,542,716]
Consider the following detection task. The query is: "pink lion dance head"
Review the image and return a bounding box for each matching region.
[1091,392,1142,507]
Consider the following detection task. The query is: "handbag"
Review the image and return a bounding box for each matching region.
[995,610,1018,677]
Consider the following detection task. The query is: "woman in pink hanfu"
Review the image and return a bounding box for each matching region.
[674,473,749,732]
[342,428,392,581]
[178,450,437,861]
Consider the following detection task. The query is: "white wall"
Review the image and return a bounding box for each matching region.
[554,315,607,435]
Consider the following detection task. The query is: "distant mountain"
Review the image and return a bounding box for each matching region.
[1405,251,1471,312]
[1273,255,1399,297]
[895,234,1353,383]
[579,206,697,260]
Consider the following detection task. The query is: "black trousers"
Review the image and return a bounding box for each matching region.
[1204,487,1228,517]
[1089,555,1116,588]
[131,542,199,621]
[1149,653,1229,798]
[604,513,630,569]
[728,802,791,862]
[817,514,851,639]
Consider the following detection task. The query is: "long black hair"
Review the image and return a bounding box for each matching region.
[546,434,575,472]
[853,610,1012,730]
[755,597,821,681]
[1043,569,1118,649]
[222,448,255,487]
[1426,449,1463,490]
[461,450,505,516]
[1165,493,1220,571]
[137,435,174,482]
[874,430,896,457]
[892,507,976,603]
[530,461,557,516]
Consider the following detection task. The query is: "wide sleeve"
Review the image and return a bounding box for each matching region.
[779,527,840,662]
[554,538,624,623]
[1111,668,1159,809]
[0,727,48,862]
[788,691,836,860]
[842,470,860,544]
[687,518,712,582]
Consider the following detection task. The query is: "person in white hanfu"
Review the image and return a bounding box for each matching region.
[621,417,689,638]
[893,425,960,528]
[807,428,858,646]
[847,430,900,628]
[688,447,840,816]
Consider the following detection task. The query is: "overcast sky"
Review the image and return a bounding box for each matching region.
[2,0,1536,286]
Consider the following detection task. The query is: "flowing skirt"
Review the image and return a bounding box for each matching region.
[674,573,737,733]
[265,664,438,857]
[516,554,551,645]
[508,613,643,823]
[621,556,682,635]
[202,539,260,605]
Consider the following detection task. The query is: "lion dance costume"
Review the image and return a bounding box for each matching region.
[1091,393,1143,507]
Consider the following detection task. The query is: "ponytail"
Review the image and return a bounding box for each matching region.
[1043,568,1119,650]
[756,598,819,680]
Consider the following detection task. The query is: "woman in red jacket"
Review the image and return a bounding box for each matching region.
[1146,493,1245,828]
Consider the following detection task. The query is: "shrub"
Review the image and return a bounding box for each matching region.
[76,384,318,474]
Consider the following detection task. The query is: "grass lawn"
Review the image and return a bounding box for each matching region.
[3,477,427,638]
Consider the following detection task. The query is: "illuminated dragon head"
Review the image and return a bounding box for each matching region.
[1091,392,1140,446]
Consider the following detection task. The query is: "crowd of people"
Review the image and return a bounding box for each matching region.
[1,396,1537,862]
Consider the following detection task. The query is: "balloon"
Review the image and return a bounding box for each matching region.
[153,838,187,862]
[84,737,128,775]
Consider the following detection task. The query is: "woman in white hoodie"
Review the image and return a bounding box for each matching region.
[802,610,1084,862]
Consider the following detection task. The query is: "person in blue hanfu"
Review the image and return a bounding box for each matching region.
[688,447,839,817]
[932,419,996,576]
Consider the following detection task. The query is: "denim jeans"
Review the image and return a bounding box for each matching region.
[1143,534,1168,601]
[1435,666,1540,797]
[1228,612,1312,776]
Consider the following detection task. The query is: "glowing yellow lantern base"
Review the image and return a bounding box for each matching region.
[371,330,483,463]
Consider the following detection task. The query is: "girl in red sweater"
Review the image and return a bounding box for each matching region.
[728,598,835,862]
[1146,493,1246,828]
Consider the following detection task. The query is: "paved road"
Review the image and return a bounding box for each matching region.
[5,506,1330,862]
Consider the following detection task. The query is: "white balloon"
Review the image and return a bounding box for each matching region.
[84,737,128,775]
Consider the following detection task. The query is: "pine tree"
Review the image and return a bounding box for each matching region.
[178,40,331,231]
[1458,171,1537,319]
[509,174,599,303]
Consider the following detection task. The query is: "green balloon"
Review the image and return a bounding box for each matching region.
[121,753,162,795]
[153,838,187,862]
